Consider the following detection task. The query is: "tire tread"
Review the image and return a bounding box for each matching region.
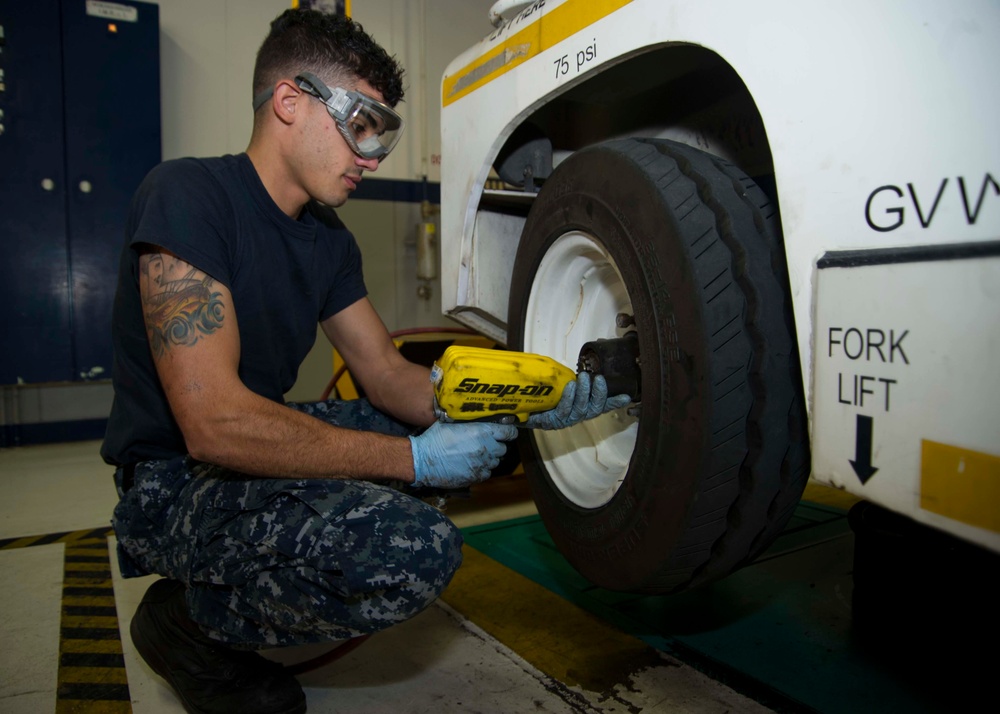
[510,137,809,594]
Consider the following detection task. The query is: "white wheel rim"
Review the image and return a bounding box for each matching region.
[522,231,638,509]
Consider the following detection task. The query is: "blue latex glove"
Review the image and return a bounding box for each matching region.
[410,421,518,488]
[526,372,631,430]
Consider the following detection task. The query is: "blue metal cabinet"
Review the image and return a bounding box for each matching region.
[0,0,160,385]
[0,0,73,384]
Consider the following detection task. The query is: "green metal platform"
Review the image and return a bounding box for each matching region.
[462,500,990,713]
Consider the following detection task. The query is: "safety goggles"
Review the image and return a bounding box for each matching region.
[252,71,404,160]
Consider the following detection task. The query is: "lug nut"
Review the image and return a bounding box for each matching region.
[615,312,635,328]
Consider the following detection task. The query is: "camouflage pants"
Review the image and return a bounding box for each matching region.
[111,399,463,647]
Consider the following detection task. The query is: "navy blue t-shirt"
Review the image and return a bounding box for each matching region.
[101,153,367,466]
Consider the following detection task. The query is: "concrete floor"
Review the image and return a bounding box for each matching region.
[0,440,772,714]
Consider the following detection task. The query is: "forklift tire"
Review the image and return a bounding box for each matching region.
[507,138,810,593]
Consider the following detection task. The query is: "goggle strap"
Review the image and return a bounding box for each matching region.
[252,74,344,114]
[297,72,332,101]
[252,88,273,112]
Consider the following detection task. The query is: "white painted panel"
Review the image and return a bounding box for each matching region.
[812,253,1000,550]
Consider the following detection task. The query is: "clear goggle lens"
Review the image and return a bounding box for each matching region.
[251,72,404,160]
[335,94,403,160]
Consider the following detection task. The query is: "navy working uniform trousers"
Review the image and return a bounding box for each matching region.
[111,399,463,648]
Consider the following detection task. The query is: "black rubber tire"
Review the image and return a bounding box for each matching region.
[507,138,810,593]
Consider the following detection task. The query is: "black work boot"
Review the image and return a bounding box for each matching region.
[130,578,307,714]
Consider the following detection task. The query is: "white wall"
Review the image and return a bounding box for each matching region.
[152,0,493,172]
[350,0,495,183]
[150,0,288,159]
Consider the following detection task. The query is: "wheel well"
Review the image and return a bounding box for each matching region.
[494,44,777,203]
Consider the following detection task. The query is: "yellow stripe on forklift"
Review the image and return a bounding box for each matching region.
[921,440,1000,534]
[442,545,662,691]
[442,0,633,107]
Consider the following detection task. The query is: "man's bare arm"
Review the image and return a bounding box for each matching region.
[321,298,436,428]
[138,245,416,481]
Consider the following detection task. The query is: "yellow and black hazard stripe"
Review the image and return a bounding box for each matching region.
[1,527,132,713]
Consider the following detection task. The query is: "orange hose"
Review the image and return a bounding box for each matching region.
[283,634,372,675]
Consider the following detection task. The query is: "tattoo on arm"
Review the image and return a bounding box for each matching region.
[140,252,225,358]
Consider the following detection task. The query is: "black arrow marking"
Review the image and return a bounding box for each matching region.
[850,414,878,484]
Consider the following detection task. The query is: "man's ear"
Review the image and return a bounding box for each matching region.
[271,79,303,125]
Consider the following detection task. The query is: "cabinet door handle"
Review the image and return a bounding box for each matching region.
[41,178,56,191]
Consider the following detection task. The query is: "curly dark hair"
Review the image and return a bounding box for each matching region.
[253,9,404,107]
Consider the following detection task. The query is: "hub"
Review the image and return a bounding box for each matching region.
[578,332,641,402]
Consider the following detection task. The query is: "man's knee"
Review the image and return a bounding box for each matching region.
[266,495,464,642]
[185,480,467,644]
[370,494,464,592]
[265,482,463,614]
[404,502,464,590]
